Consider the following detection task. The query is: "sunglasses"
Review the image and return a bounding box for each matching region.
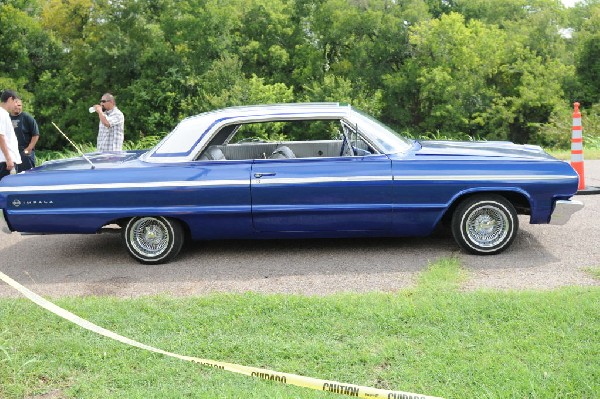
[100,99,111,103]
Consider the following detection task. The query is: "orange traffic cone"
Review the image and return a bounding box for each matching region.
[570,102,600,195]
[570,102,585,191]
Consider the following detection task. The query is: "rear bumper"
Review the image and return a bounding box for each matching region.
[549,200,584,225]
[0,210,11,234]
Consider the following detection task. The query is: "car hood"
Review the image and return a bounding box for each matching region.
[30,150,147,172]
[415,140,556,160]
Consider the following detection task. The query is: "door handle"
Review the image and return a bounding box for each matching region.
[254,172,277,178]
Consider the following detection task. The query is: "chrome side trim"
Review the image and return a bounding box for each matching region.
[0,180,250,193]
[0,210,11,234]
[0,176,389,193]
[549,200,584,225]
[392,175,577,181]
[253,176,391,184]
[0,174,577,194]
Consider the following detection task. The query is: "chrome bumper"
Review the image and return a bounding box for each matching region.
[549,200,584,225]
[0,210,12,234]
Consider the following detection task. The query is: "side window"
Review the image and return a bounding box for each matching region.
[231,120,341,143]
[197,119,377,161]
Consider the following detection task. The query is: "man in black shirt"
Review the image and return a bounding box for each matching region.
[10,98,39,171]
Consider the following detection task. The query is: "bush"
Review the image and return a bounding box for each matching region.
[534,103,600,150]
[35,136,162,164]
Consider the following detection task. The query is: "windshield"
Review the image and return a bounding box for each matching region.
[150,115,216,157]
[351,110,413,154]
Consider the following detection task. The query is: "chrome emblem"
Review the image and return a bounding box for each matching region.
[10,199,54,207]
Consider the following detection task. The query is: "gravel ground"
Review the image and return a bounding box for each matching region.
[0,161,599,298]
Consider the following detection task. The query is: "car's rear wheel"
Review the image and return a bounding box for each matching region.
[123,216,184,264]
[451,195,518,255]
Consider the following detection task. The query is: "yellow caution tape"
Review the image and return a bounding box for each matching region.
[0,271,442,399]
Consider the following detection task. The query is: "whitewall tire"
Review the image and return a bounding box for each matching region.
[123,216,184,264]
[451,195,518,255]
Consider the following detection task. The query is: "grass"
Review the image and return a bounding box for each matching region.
[584,267,600,280]
[547,148,600,160]
[1,258,598,399]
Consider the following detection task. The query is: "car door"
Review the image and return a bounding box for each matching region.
[251,155,393,232]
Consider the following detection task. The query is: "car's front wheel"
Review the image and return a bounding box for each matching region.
[123,216,184,264]
[451,195,518,255]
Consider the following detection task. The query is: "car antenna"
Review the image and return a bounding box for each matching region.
[51,122,96,169]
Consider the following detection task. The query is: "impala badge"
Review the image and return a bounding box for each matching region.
[11,199,54,207]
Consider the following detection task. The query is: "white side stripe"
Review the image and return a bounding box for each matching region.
[253,176,391,185]
[0,180,249,193]
[392,175,571,181]
[0,174,576,193]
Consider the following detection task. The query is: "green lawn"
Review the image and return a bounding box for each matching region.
[546,148,600,160]
[1,259,598,399]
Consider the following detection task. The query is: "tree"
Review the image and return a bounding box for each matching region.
[477,49,573,143]
[41,0,93,46]
[574,4,600,105]
[0,0,594,150]
[302,74,383,116]
[236,0,297,84]
[0,2,63,89]
[383,11,572,143]
[394,13,505,135]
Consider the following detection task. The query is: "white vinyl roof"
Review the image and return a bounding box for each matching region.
[143,103,353,162]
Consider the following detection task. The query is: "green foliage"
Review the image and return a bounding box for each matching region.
[576,32,600,104]
[35,142,96,165]
[1,0,599,150]
[406,13,506,135]
[197,74,296,141]
[536,102,600,150]
[303,75,384,117]
[477,49,573,144]
[36,135,163,164]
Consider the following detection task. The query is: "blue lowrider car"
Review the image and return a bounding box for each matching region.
[0,103,583,264]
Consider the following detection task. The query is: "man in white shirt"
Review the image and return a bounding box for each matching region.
[0,90,22,180]
[92,92,125,151]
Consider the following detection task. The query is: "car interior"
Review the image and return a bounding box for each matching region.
[196,119,377,161]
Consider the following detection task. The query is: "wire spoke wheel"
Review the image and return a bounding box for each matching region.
[123,216,184,264]
[131,218,169,256]
[465,205,510,248]
[452,195,518,255]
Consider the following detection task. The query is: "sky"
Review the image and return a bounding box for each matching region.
[562,0,582,7]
